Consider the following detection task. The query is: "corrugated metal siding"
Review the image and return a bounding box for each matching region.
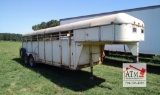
[60,5,160,25]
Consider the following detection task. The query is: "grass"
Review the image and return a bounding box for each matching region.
[0,41,160,95]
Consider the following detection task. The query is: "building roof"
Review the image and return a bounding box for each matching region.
[60,5,160,21]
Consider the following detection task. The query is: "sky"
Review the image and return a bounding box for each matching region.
[0,0,160,34]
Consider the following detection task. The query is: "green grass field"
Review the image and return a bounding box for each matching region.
[0,41,160,95]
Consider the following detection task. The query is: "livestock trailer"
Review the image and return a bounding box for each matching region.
[20,13,144,75]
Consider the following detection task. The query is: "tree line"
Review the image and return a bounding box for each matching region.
[0,33,22,41]
[0,19,60,41]
[32,20,60,31]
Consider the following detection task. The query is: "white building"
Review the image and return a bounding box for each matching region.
[60,5,160,55]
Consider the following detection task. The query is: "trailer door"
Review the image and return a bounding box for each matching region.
[52,40,61,64]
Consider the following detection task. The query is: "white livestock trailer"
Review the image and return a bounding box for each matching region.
[20,13,144,76]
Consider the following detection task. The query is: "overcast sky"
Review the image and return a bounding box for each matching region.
[0,0,160,34]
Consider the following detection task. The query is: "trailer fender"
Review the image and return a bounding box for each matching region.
[26,53,36,61]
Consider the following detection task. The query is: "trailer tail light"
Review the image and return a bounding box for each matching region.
[111,21,114,24]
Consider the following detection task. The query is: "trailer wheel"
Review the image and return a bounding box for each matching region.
[20,48,25,59]
[28,55,36,67]
[24,54,28,65]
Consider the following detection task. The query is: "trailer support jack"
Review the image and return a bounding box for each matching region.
[90,66,93,80]
[134,56,139,63]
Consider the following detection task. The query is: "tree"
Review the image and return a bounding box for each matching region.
[32,20,60,31]
[0,33,22,41]
[40,22,47,29]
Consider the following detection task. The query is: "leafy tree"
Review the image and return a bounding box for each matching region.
[32,20,60,31]
[41,22,47,29]
[0,33,22,41]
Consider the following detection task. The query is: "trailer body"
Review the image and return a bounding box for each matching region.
[21,13,144,70]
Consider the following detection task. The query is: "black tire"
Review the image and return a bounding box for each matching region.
[28,55,36,67]
[20,48,26,59]
[20,48,24,59]
[24,54,28,65]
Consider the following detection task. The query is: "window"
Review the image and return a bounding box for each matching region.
[133,27,137,33]
[44,34,51,41]
[51,33,59,40]
[32,35,37,41]
[60,31,68,40]
[38,35,43,41]
[22,37,27,42]
[27,36,32,41]
[141,29,144,33]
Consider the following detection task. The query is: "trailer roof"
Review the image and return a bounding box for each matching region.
[23,13,144,36]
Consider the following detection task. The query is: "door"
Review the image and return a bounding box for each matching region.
[85,27,99,41]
